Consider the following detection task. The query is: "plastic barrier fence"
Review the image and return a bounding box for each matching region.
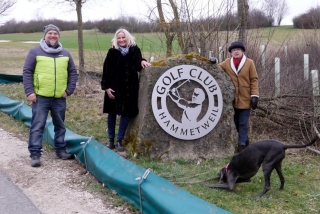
[0,93,230,214]
[0,74,23,84]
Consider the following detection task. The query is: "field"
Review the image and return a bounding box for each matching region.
[0,25,313,75]
[0,30,178,74]
[1,27,320,213]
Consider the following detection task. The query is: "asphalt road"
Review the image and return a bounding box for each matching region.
[0,170,41,214]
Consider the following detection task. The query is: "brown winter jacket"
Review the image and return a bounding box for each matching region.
[219,55,259,109]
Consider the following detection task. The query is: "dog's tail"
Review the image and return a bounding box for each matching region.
[284,135,318,149]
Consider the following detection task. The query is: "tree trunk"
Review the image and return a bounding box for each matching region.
[166,35,174,57]
[157,0,174,57]
[168,0,184,53]
[199,31,206,57]
[237,0,249,44]
[75,0,86,86]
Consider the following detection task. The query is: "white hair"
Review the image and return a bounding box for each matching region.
[111,28,136,49]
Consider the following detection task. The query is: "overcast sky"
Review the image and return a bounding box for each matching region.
[1,0,320,26]
[1,0,148,23]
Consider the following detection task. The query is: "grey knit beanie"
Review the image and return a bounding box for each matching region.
[228,41,245,52]
[43,24,60,37]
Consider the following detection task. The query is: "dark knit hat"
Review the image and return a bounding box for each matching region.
[43,24,60,36]
[228,41,245,52]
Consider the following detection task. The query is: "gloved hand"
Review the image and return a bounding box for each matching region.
[209,57,218,64]
[251,97,258,110]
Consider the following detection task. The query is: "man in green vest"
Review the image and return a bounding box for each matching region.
[23,24,78,167]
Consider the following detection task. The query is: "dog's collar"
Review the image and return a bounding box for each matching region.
[225,163,229,172]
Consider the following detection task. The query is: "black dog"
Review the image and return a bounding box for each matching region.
[205,137,318,197]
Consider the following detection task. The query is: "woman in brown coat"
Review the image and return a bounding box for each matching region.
[101,28,151,152]
[219,41,259,153]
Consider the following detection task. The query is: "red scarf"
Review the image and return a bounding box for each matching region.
[233,57,242,70]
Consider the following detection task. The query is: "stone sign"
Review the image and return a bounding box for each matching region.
[151,65,223,140]
[125,54,236,161]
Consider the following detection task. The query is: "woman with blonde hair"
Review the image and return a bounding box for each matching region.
[101,28,151,152]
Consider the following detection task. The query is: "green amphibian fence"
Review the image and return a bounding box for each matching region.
[0,74,230,214]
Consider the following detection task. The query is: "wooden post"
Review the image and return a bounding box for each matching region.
[275,57,280,96]
[311,70,319,114]
[260,45,265,70]
[304,54,309,80]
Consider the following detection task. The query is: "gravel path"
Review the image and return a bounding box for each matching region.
[0,128,134,214]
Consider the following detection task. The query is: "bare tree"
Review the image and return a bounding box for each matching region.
[145,0,237,58]
[169,0,184,53]
[237,0,249,43]
[153,0,187,57]
[156,0,176,57]
[262,0,288,26]
[262,0,276,26]
[73,0,86,86]
[28,0,103,86]
[275,0,288,26]
[0,0,17,17]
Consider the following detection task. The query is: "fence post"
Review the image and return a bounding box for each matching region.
[275,57,280,96]
[304,54,309,80]
[312,70,319,114]
[219,46,223,63]
[260,45,265,70]
[284,45,288,59]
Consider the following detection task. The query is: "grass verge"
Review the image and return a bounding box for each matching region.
[0,83,319,213]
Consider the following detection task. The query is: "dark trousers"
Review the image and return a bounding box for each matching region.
[107,113,130,141]
[233,108,250,146]
[28,96,67,157]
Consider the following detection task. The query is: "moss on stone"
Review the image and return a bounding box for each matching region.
[151,52,210,67]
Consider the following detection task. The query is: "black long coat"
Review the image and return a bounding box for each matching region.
[101,45,144,117]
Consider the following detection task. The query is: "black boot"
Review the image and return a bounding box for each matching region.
[106,138,115,149]
[116,140,125,152]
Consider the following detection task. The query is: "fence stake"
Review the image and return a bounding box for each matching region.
[311,70,319,115]
[260,45,265,70]
[219,46,223,63]
[304,54,309,80]
[284,45,288,59]
[275,57,280,96]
